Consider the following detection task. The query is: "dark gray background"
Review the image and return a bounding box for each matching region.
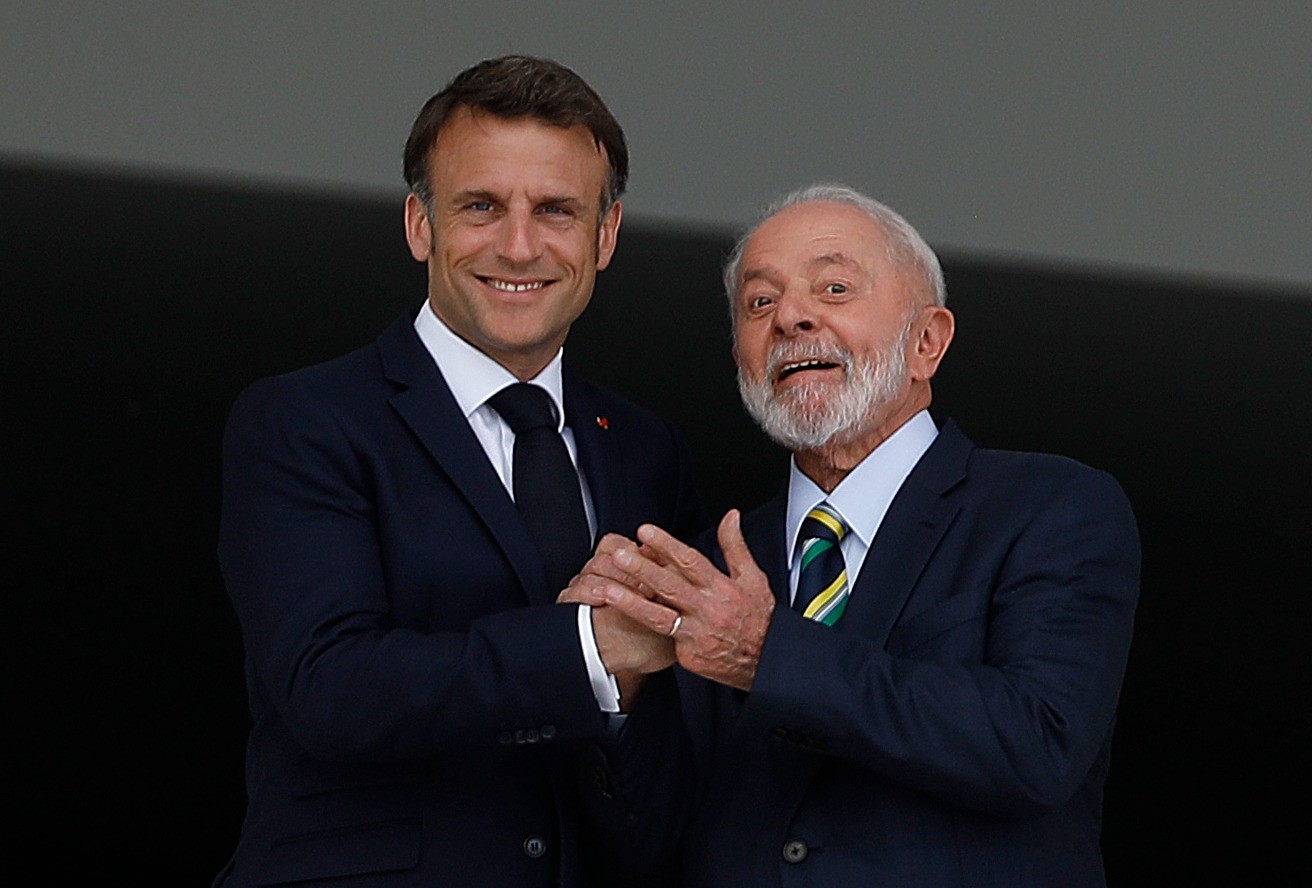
[2,3,1309,288]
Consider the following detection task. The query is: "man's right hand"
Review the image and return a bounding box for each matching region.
[559,536,676,708]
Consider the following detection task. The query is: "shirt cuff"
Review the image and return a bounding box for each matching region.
[577,604,622,713]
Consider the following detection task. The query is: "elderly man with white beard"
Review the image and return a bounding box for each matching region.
[565,184,1141,887]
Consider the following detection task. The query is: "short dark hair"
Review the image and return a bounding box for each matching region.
[403,55,628,214]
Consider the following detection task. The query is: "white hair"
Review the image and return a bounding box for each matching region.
[721,183,947,311]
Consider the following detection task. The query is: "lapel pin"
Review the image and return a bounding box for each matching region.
[595,416,610,429]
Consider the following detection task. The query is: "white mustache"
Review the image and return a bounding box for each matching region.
[764,339,854,380]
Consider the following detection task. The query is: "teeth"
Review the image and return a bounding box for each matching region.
[777,358,840,380]
[486,278,546,293]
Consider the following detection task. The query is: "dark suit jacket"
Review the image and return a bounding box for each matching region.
[215,313,705,887]
[677,420,1140,887]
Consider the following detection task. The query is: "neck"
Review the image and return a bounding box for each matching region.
[794,387,930,493]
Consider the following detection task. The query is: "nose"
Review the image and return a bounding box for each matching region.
[773,289,817,336]
[496,208,543,265]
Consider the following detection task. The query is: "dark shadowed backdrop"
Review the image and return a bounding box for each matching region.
[7,162,1308,884]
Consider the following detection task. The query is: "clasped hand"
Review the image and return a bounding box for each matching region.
[558,510,775,692]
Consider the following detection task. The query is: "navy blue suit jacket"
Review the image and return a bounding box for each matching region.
[215,313,704,887]
[677,421,1139,887]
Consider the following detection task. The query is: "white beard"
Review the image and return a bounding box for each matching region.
[737,322,911,452]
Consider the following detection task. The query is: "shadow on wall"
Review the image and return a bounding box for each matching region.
[5,161,1308,884]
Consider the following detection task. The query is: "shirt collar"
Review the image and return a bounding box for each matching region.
[786,410,939,563]
[413,301,567,430]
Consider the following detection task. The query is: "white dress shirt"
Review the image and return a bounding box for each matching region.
[413,303,622,712]
[785,410,939,602]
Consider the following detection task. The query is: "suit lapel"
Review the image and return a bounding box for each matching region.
[741,488,792,610]
[840,420,972,646]
[375,315,552,604]
[562,373,620,535]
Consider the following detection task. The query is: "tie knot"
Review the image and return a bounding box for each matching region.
[487,383,558,435]
[801,502,847,545]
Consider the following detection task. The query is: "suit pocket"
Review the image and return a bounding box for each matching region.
[263,817,421,885]
[886,589,988,657]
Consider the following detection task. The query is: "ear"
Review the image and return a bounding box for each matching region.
[594,200,623,270]
[907,305,955,381]
[403,193,434,262]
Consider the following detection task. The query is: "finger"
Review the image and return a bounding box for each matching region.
[557,575,611,606]
[634,523,720,587]
[717,509,766,583]
[579,550,662,600]
[578,554,636,586]
[576,535,635,579]
[612,542,692,605]
[637,539,671,568]
[601,581,683,638]
[593,533,636,556]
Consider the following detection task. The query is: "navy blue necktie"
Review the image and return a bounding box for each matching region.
[487,383,591,593]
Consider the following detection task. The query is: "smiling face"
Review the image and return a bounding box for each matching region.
[736,315,913,452]
[404,108,621,379]
[731,200,953,459]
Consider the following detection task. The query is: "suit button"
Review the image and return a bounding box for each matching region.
[497,731,512,745]
[525,728,541,743]
[782,839,809,864]
[523,835,547,859]
[540,724,556,740]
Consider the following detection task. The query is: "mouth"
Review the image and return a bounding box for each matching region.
[777,358,842,383]
[476,275,554,293]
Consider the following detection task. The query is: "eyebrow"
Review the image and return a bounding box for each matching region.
[450,190,587,209]
[450,189,498,206]
[739,251,865,286]
[740,266,772,283]
[536,194,586,210]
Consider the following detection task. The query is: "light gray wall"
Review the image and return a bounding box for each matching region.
[3,2,1308,289]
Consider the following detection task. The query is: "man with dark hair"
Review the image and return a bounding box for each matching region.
[215,56,703,887]
[576,184,1140,886]
[402,55,629,217]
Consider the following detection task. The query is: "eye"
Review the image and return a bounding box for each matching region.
[823,282,848,296]
[467,200,495,212]
[744,293,774,312]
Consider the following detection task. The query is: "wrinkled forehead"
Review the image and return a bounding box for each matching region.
[740,201,892,282]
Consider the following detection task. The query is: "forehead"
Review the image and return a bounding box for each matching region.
[429,108,609,197]
[742,201,889,277]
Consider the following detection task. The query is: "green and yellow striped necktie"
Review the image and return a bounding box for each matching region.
[793,502,850,626]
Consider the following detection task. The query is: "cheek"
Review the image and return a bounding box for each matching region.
[733,333,771,378]
[439,222,495,260]
[549,229,599,270]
